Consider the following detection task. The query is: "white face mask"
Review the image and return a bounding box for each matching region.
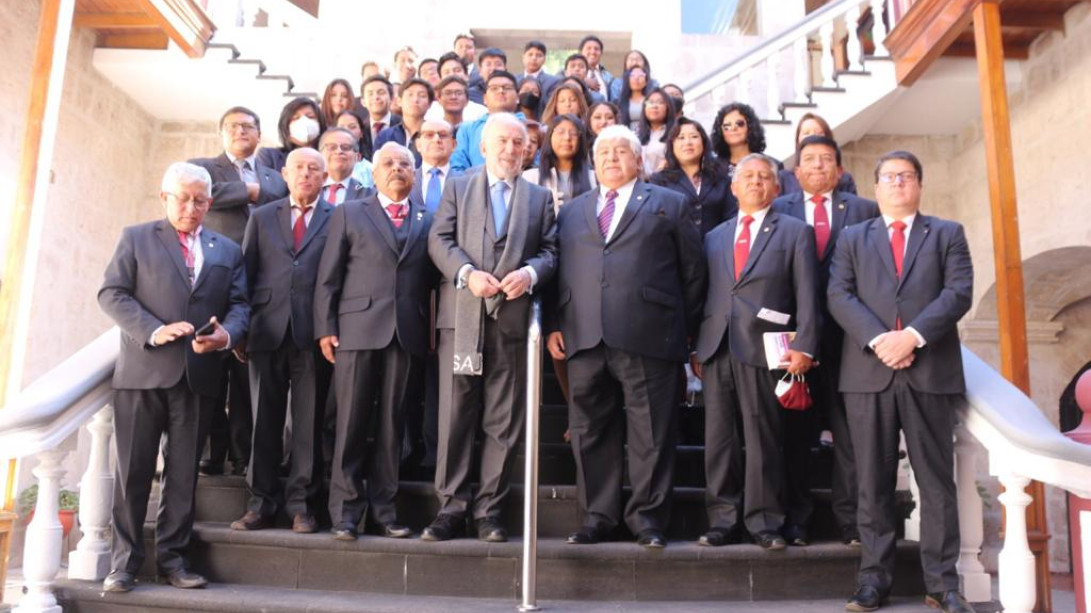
[289,116,320,143]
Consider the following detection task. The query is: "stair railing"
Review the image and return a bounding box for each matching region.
[682,0,897,125]
[519,300,543,611]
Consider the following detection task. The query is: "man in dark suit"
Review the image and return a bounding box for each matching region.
[519,41,559,116]
[773,135,879,546]
[692,153,819,550]
[189,106,288,477]
[425,113,557,542]
[375,78,434,167]
[318,128,371,205]
[315,142,436,540]
[98,162,250,592]
[546,125,706,549]
[828,151,973,613]
[230,147,332,534]
[360,76,403,161]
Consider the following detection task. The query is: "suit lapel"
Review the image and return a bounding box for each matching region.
[825,192,851,261]
[214,153,238,180]
[192,232,221,293]
[299,200,332,253]
[275,200,294,251]
[155,220,192,287]
[786,193,806,222]
[399,194,427,263]
[868,218,900,284]
[738,209,777,282]
[898,214,930,289]
[582,189,604,244]
[722,217,738,283]
[607,181,650,245]
[361,196,400,255]
[503,177,531,260]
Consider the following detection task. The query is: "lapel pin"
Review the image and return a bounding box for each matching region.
[636,195,643,200]
[207,242,214,248]
[763,227,770,232]
[417,211,424,220]
[838,203,845,210]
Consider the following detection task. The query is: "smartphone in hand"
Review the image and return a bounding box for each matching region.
[193,320,216,337]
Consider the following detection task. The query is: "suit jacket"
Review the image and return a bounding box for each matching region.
[241,197,333,352]
[99,219,250,397]
[428,171,558,338]
[314,193,436,357]
[778,168,858,197]
[411,166,463,212]
[649,169,737,237]
[827,215,973,394]
[694,210,819,367]
[550,181,706,362]
[189,153,289,244]
[374,123,423,166]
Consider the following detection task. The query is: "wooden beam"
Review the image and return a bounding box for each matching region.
[947,40,1031,59]
[73,11,158,29]
[137,0,215,58]
[972,3,1051,611]
[999,11,1065,32]
[883,0,978,86]
[99,31,169,50]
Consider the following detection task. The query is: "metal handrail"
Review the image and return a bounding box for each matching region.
[519,300,543,611]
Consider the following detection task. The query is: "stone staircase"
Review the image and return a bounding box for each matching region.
[54,362,923,611]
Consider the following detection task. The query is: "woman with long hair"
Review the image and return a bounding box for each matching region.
[616,67,653,131]
[636,88,676,178]
[778,112,858,195]
[609,50,659,102]
[522,114,597,212]
[587,101,619,139]
[650,118,735,236]
[540,82,590,126]
[517,76,543,122]
[709,101,765,180]
[257,97,327,172]
[320,78,360,126]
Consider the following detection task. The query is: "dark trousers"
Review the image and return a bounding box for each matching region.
[203,356,251,469]
[813,351,858,536]
[844,376,961,594]
[434,324,525,521]
[246,337,330,518]
[328,342,418,526]
[112,380,209,574]
[566,343,679,535]
[731,358,787,535]
[701,343,742,530]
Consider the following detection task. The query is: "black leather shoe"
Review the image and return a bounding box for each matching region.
[378,522,412,538]
[925,590,975,613]
[698,526,739,547]
[331,522,358,541]
[783,524,810,547]
[163,569,208,589]
[846,585,885,612]
[421,514,464,541]
[755,531,786,550]
[102,570,135,593]
[841,526,862,547]
[636,529,666,549]
[566,525,605,545]
[230,510,272,531]
[476,517,508,543]
[198,460,223,476]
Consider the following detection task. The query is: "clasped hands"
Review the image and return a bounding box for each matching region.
[467,269,531,301]
[872,329,918,370]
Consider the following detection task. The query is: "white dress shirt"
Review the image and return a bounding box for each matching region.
[802,191,834,227]
[289,194,319,226]
[596,178,638,242]
[731,206,771,253]
[868,212,926,349]
[322,179,350,206]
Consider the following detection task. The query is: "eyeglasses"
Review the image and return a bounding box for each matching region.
[165,192,211,208]
[721,120,747,131]
[224,121,258,133]
[878,172,919,184]
[487,85,517,94]
[440,89,466,98]
[645,99,666,107]
[321,143,357,153]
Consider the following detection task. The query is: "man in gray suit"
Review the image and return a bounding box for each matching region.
[547,125,706,549]
[828,151,973,613]
[425,113,557,542]
[772,135,880,546]
[692,153,819,551]
[230,148,332,535]
[315,143,436,541]
[318,128,371,205]
[98,162,250,592]
[189,106,288,477]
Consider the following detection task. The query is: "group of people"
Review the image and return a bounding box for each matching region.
[95,32,976,613]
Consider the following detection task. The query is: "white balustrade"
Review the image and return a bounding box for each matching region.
[13,450,68,613]
[818,20,837,88]
[954,423,991,602]
[736,70,752,107]
[68,406,115,580]
[765,53,781,119]
[904,461,921,542]
[846,5,864,70]
[871,0,891,55]
[793,36,811,98]
[996,474,1037,613]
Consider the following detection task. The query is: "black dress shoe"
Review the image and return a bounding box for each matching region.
[925,590,975,613]
[476,517,508,543]
[566,525,604,545]
[331,522,358,541]
[162,569,208,589]
[754,531,786,550]
[292,513,318,534]
[102,570,135,593]
[229,460,247,477]
[198,460,223,476]
[698,526,739,547]
[378,522,412,538]
[421,514,464,541]
[841,526,862,547]
[230,510,272,531]
[782,524,810,547]
[636,529,666,548]
[846,585,885,612]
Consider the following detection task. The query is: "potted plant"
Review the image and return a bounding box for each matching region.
[17,485,80,538]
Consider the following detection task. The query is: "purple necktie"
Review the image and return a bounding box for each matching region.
[598,190,618,238]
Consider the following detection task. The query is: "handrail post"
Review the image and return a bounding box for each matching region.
[69,405,115,580]
[519,300,542,611]
[14,449,67,613]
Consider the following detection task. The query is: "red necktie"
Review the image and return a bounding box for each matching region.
[734,215,754,280]
[890,220,907,329]
[373,122,384,136]
[293,206,310,250]
[386,202,407,228]
[598,190,617,238]
[327,183,342,204]
[811,194,830,257]
[177,231,195,284]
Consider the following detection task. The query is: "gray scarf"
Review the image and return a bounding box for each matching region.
[453,177,529,376]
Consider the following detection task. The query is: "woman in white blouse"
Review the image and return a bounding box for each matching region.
[522,114,597,214]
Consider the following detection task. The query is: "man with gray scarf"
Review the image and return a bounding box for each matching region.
[425,113,557,542]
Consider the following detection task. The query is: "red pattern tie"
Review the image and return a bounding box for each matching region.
[890,220,907,329]
[373,122,384,138]
[734,215,754,280]
[327,183,342,204]
[386,202,407,228]
[811,194,830,257]
[598,190,617,238]
[177,231,195,284]
[293,206,310,251]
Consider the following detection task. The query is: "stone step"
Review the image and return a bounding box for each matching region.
[128,522,925,602]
